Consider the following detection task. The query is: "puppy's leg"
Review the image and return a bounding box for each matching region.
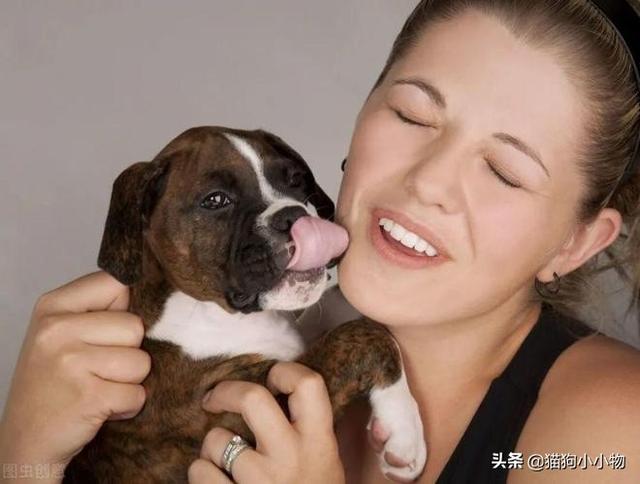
[367,356,427,481]
[298,319,427,480]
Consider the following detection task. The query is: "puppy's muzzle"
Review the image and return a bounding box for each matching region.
[225,205,310,310]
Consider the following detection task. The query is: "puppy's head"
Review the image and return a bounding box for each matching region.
[98,126,337,313]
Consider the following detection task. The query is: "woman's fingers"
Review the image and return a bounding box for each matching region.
[188,458,233,484]
[35,270,129,316]
[202,381,296,453]
[99,380,147,421]
[83,345,151,383]
[198,427,262,483]
[76,310,144,347]
[0,271,144,466]
[266,361,334,437]
[40,310,145,348]
[198,367,345,483]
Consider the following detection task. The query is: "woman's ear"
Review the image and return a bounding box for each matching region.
[537,207,623,281]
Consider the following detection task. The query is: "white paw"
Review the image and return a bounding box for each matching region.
[368,369,427,481]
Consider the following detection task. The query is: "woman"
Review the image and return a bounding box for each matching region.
[2,0,640,482]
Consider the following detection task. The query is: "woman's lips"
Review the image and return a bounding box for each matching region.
[373,208,451,259]
[369,212,450,269]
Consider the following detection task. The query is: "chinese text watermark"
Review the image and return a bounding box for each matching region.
[491,451,626,471]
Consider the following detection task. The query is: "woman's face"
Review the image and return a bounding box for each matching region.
[335,9,590,327]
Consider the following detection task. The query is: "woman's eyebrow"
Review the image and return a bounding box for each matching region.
[393,77,550,178]
[393,78,447,109]
[493,133,550,178]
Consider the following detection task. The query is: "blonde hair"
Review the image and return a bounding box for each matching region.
[371,0,640,333]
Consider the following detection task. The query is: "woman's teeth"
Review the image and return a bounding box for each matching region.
[378,217,439,257]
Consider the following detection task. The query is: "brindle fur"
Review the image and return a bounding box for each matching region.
[63,127,402,483]
[64,319,400,484]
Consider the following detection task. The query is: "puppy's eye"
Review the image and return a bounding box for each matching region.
[288,171,304,188]
[200,191,233,210]
[282,167,306,189]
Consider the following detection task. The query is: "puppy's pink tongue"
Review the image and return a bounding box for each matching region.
[286,216,349,271]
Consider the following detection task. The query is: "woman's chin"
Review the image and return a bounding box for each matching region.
[337,250,406,325]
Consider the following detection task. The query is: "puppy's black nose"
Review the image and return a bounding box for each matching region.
[269,206,308,233]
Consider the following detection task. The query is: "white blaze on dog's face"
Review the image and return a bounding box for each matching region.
[140,126,336,314]
[223,132,329,311]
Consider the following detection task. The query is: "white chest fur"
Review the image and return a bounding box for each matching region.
[146,290,305,361]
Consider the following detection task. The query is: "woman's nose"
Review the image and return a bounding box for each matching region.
[402,145,465,214]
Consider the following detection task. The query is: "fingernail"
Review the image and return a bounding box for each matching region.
[202,390,213,405]
[109,410,137,421]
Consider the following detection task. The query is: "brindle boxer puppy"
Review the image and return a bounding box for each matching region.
[63,126,426,483]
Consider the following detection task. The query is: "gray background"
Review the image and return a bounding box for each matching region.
[1,0,638,413]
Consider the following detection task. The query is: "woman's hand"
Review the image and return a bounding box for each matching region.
[189,361,345,484]
[0,271,151,474]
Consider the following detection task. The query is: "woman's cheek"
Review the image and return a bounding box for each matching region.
[338,126,396,226]
[482,205,551,282]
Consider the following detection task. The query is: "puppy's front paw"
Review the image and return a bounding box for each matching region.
[367,371,427,482]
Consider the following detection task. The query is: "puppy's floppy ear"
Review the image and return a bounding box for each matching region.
[307,183,335,221]
[97,159,170,285]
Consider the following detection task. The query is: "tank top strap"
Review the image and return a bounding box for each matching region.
[502,302,591,398]
[436,303,596,483]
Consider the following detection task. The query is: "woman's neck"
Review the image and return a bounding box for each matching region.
[386,298,542,416]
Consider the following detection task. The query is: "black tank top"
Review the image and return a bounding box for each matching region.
[435,302,597,483]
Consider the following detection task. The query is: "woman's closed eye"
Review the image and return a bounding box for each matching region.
[393,107,522,189]
[486,160,522,188]
[393,109,434,128]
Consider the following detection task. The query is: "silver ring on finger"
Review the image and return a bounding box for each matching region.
[222,434,251,474]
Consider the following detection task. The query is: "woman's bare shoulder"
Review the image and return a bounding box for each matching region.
[543,332,640,404]
[509,333,640,483]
